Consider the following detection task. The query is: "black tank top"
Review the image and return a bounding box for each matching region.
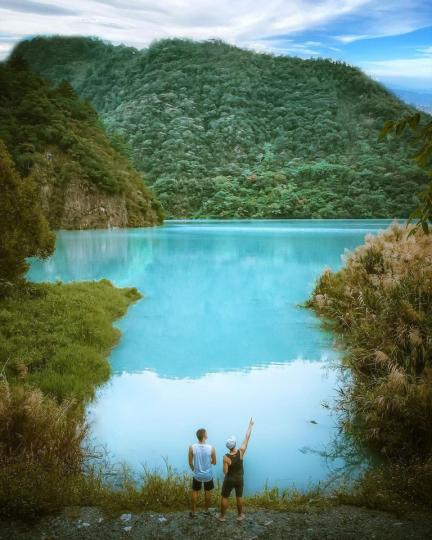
[226,451,244,479]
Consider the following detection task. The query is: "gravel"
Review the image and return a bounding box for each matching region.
[1,505,432,539]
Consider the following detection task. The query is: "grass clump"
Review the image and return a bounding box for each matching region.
[307,223,432,507]
[0,279,140,402]
[0,279,141,517]
[0,380,89,517]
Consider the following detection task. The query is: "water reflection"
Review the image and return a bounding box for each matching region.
[29,220,391,488]
[87,360,341,493]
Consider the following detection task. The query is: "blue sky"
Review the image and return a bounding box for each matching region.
[0,0,431,90]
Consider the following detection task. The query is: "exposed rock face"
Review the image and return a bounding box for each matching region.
[61,180,128,229]
[0,61,163,231]
[39,178,160,229]
[32,151,162,230]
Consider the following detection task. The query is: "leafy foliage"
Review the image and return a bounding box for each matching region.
[0,280,140,402]
[0,279,141,517]
[380,112,432,232]
[0,141,54,294]
[14,36,429,218]
[0,58,162,228]
[308,224,432,462]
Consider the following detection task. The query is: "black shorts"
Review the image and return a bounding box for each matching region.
[221,476,244,498]
[192,478,214,492]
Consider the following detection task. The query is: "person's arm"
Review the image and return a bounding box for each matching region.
[239,418,254,457]
[211,446,217,465]
[188,445,194,472]
[223,454,230,475]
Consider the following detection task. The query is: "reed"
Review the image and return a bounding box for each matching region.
[307,222,432,504]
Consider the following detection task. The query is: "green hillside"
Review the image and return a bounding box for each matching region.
[0,57,162,229]
[13,36,429,219]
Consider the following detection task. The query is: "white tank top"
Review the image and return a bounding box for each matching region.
[192,443,213,482]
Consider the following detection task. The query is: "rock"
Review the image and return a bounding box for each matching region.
[120,513,132,522]
[123,526,132,533]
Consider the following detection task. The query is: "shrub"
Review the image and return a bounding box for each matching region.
[307,223,432,502]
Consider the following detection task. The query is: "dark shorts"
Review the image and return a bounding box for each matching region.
[221,476,244,498]
[192,478,214,492]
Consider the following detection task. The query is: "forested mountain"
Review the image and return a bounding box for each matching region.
[0,57,162,229]
[13,36,429,219]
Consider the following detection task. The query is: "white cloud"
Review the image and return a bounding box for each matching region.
[335,34,370,43]
[1,0,431,90]
[417,46,432,56]
[1,0,426,59]
[360,57,432,80]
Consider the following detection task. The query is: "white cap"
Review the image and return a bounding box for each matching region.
[226,436,236,450]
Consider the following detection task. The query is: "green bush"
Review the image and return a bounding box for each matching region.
[308,223,432,502]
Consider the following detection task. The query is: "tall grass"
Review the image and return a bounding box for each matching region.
[307,223,432,506]
[0,279,141,402]
[0,279,141,517]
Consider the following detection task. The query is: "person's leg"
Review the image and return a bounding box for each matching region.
[190,479,200,516]
[191,490,198,514]
[219,497,229,520]
[236,497,244,518]
[235,481,245,520]
[203,479,214,512]
[219,478,231,521]
[204,489,212,511]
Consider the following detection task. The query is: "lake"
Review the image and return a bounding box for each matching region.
[28,219,392,493]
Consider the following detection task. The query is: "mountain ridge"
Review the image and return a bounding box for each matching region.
[12,36,429,219]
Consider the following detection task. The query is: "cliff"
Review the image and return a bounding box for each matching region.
[0,58,163,229]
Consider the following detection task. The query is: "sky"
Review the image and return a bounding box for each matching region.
[0,0,431,91]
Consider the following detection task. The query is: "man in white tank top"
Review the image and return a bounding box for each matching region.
[188,428,217,517]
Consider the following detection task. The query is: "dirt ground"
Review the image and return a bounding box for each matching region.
[1,505,432,540]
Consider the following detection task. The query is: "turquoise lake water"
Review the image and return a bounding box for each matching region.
[28,219,393,493]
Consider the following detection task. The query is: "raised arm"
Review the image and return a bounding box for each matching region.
[240,418,254,456]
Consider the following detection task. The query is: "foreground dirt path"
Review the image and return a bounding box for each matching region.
[1,505,432,539]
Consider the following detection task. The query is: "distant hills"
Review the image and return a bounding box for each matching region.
[12,36,429,219]
[389,87,432,115]
[0,57,162,229]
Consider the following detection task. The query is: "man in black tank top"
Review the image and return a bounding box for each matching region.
[219,418,254,522]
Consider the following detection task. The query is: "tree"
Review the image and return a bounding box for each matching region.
[380,112,432,232]
[0,140,55,294]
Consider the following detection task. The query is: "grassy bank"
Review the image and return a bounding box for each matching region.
[0,280,141,517]
[0,280,141,402]
[307,223,432,508]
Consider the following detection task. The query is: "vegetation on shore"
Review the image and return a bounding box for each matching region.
[307,223,432,508]
[0,280,141,517]
[0,140,54,294]
[0,280,141,402]
[0,57,162,229]
[380,112,432,232]
[13,36,429,219]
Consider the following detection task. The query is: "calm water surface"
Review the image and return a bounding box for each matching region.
[29,220,392,492]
